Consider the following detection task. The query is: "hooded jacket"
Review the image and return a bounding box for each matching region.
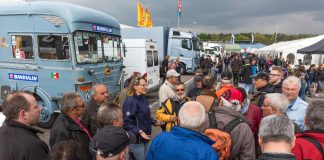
[292,130,324,160]
[146,126,219,160]
[156,97,189,131]
[0,120,49,160]
[202,106,256,160]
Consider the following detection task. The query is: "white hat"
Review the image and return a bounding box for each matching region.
[166,69,180,78]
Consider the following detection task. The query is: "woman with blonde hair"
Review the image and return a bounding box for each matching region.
[123,76,163,160]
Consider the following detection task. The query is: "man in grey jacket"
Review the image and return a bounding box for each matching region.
[202,88,256,160]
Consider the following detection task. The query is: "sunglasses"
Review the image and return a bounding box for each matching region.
[175,89,185,91]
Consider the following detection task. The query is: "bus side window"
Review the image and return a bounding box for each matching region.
[11,35,34,60]
[147,51,153,67]
[38,35,70,60]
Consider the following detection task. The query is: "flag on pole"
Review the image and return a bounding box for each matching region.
[177,0,182,17]
[145,8,153,27]
[251,32,254,44]
[231,33,235,44]
[137,1,145,27]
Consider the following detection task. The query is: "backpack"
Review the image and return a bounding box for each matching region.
[192,95,245,160]
[205,109,245,160]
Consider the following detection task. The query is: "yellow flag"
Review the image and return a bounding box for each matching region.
[137,1,145,27]
[145,8,153,27]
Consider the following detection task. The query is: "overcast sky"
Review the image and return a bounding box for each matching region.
[31,0,324,34]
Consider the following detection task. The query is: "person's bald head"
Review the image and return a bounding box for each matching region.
[91,84,109,104]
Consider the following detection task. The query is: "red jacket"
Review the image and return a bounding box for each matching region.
[292,130,324,160]
[243,103,262,134]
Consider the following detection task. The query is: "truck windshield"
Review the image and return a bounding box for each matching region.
[74,31,104,64]
[102,35,122,62]
[192,39,201,51]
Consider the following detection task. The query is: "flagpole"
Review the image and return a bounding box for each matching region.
[178,15,180,29]
[275,25,277,43]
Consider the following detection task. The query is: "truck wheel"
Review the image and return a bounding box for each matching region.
[37,100,57,129]
[179,63,186,75]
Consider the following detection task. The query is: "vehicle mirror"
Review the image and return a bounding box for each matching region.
[55,41,66,59]
[122,43,127,57]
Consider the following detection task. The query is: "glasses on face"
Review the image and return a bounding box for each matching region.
[269,74,281,77]
[175,88,185,92]
[75,104,84,109]
[137,84,147,87]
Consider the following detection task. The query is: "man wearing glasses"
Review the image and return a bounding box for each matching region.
[50,92,91,156]
[269,66,284,93]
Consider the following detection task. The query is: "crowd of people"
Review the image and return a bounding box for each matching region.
[0,52,323,160]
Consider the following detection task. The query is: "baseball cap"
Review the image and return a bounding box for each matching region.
[90,126,137,158]
[221,71,233,80]
[166,69,180,78]
[222,88,243,102]
[251,72,269,81]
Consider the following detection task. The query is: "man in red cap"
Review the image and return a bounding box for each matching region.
[201,88,256,160]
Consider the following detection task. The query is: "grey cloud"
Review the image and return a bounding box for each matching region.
[34,0,324,34]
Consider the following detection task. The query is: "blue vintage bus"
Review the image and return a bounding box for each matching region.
[0,1,123,128]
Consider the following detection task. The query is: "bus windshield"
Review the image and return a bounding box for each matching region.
[74,31,104,64]
[102,35,122,62]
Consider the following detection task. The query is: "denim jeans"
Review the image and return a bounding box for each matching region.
[238,83,251,95]
[130,142,150,160]
[299,81,307,101]
[306,81,313,96]
[316,81,322,94]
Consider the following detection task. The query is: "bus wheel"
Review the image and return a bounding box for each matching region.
[180,63,186,75]
[37,100,57,129]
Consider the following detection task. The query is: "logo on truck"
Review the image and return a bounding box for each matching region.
[8,73,38,82]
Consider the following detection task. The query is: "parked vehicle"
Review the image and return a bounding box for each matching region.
[121,26,201,74]
[0,1,123,128]
[122,39,160,92]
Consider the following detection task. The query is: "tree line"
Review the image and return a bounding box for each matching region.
[198,33,318,45]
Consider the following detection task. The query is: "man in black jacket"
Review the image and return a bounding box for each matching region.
[251,72,274,107]
[50,92,91,155]
[257,115,296,160]
[0,91,49,160]
[269,66,284,93]
[239,59,253,95]
[82,84,109,137]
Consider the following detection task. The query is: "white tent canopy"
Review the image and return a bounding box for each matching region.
[255,35,324,66]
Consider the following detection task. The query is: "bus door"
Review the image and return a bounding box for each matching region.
[37,34,73,97]
[146,43,159,90]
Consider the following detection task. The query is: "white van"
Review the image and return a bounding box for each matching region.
[123,39,160,92]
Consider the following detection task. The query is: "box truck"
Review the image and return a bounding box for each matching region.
[121,26,201,74]
[122,39,160,92]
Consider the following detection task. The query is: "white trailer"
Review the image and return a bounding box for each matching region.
[122,39,160,92]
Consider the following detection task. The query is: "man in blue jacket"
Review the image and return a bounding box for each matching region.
[146,101,219,160]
